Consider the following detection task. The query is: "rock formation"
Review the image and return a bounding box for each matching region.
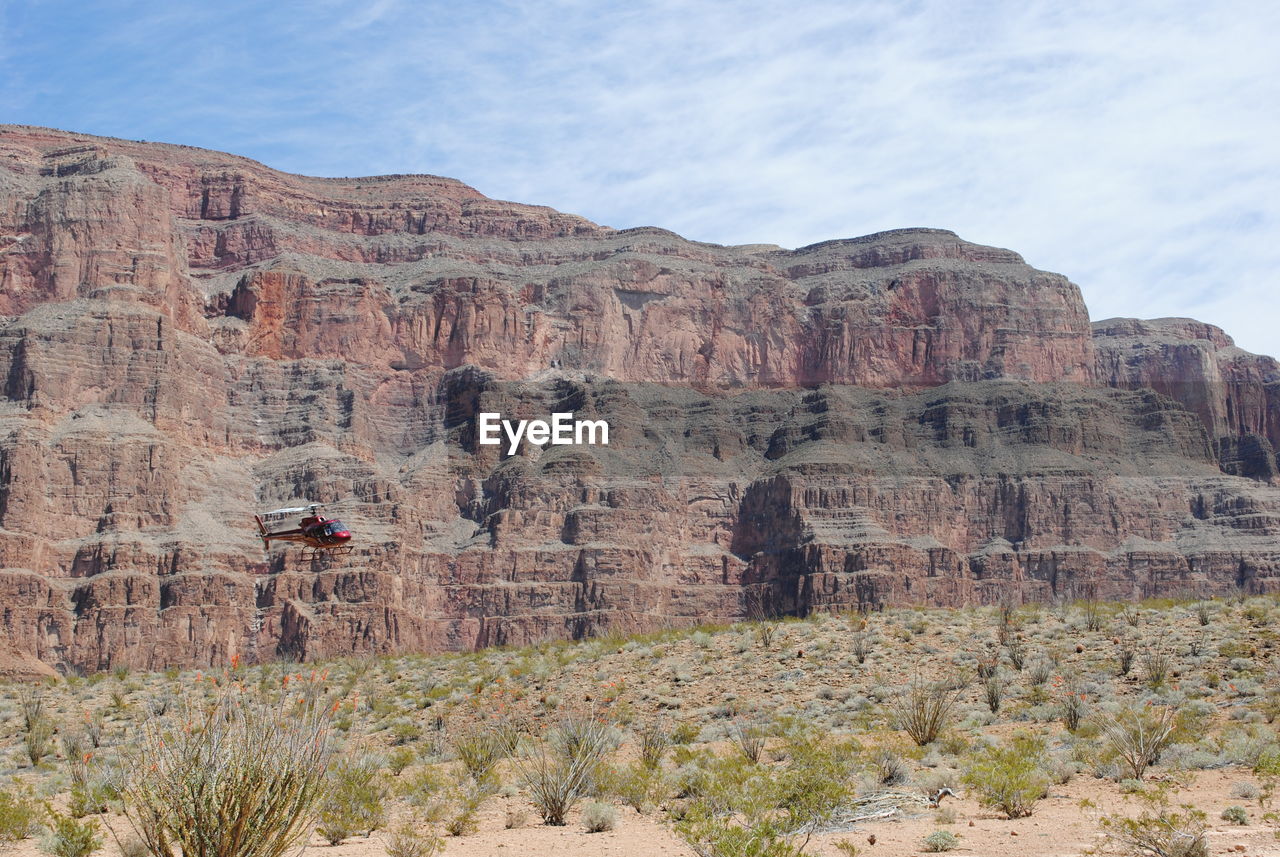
[0,125,1277,674]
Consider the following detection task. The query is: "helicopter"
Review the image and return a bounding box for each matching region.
[254,503,352,560]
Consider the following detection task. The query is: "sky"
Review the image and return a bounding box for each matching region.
[1,0,1277,356]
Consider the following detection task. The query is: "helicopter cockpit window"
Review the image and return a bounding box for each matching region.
[324,521,346,536]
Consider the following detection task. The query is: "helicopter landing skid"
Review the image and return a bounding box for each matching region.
[300,545,355,563]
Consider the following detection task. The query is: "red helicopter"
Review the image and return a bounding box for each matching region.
[255,503,353,560]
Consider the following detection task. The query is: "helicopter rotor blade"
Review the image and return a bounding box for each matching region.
[261,503,320,516]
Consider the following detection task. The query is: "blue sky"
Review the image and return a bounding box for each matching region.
[2,0,1277,356]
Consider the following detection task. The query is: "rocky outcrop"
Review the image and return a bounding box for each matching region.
[1093,318,1280,478]
[0,124,1276,674]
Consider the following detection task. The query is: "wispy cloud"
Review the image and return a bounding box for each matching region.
[1,0,1277,355]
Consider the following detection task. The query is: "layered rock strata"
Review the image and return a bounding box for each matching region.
[0,125,1276,673]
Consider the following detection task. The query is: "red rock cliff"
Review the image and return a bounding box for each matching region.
[0,125,1276,673]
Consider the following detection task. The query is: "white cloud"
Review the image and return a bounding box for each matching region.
[1,0,1277,355]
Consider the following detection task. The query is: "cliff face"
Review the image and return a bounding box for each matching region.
[0,125,1277,674]
[1093,318,1280,480]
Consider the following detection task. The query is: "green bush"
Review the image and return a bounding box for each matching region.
[317,754,388,844]
[611,760,666,813]
[0,787,40,841]
[383,823,440,857]
[40,807,101,857]
[671,721,700,745]
[922,830,960,852]
[1101,805,1206,857]
[675,732,858,857]
[962,733,1050,819]
[1220,805,1249,825]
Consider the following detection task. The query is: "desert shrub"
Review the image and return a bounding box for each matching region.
[922,830,960,852]
[18,689,45,730]
[612,760,667,813]
[383,823,440,857]
[82,712,103,749]
[1117,638,1136,676]
[387,746,416,776]
[40,807,101,857]
[24,716,54,766]
[976,646,1000,680]
[67,779,113,819]
[1101,801,1206,857]
[756,624,778,649]
[516,713,617,825]
[1028,659,1053,686]
[890,674,967,746]
[1230,781,1260,800]
[0,786,40,841]
[398,766,448,809]
[675,732,857,857]
[450,727,508,784]
[1195,602,1212,626]
[852,634,872,664]
[869,746,909,786]
[1095,704,1181,781]
[60,731,85,765]
[119,680,333,857]
[731,721,769,763]
[582,801,617,832]
[1220,805,1249,825]
[671,721,700,745]
[1081,595,1103,632]
[984,674,1005,715]
[1005,636,1026,671]
[1059,676,1088,732]
[638,720,671,769]
[1141,644,1173,689]
[962,733,1050,819]
[316,753,388,844]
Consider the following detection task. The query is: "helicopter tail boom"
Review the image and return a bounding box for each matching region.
[254,515,271,547]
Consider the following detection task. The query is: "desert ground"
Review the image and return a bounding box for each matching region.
[5,596,1280,856]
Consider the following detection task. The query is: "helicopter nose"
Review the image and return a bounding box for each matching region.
[335,531,351,541]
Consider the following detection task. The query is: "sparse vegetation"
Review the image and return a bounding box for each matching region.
[1,597,1278,857]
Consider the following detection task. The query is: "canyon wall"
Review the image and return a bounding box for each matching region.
[0,125,1276,673]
